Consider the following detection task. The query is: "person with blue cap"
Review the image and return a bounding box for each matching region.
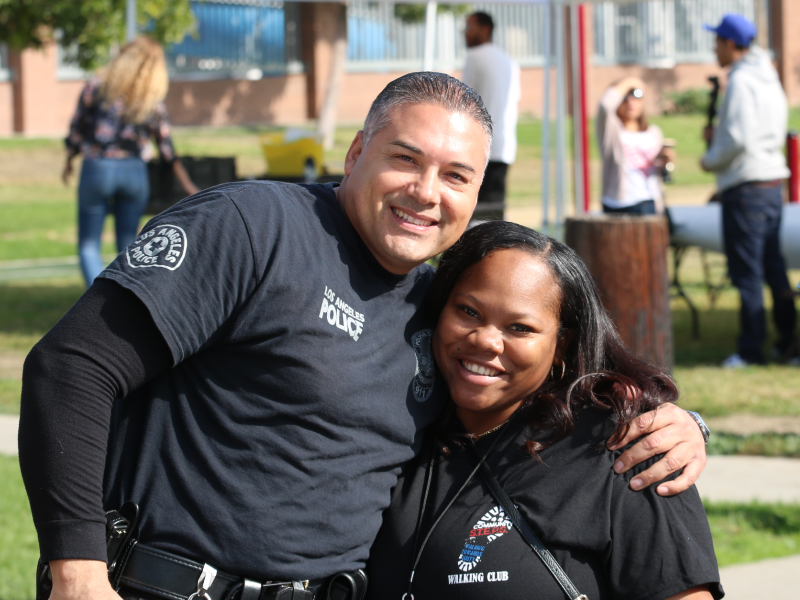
[701,14,798,368]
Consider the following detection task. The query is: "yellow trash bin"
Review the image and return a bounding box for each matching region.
[260,130,323,180]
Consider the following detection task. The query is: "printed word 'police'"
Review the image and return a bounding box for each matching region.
[319,286,365,341]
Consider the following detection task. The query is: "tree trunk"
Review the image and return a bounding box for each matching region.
[317,28,347,151]
[565,215,673,371]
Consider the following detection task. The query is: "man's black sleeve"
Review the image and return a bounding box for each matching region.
[18,278,173,562]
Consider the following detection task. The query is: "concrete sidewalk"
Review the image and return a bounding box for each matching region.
[719,554,800,600]
[0,413,16,455]
[3,412,800,597]
[695,454,800,504]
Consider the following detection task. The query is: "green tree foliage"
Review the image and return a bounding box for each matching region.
[0,0,195,70]
[394,4,472,25]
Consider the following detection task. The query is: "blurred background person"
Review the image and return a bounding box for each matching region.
[597,77,674,215]
[700,14,797,368]
[462,11,520,207]
[63,36,199,287]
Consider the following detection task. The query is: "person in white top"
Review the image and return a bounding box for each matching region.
[597,78,673,215]
[461,12,520,209]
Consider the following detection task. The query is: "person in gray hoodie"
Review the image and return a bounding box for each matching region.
[701,13,797,368]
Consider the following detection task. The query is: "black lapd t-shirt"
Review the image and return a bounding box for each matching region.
[98,181,444,581]
[367,408,724,600]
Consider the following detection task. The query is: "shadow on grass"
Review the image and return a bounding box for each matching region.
[0,455,38,600]
[0,282,84,339]
[672,303,739,366]
[706,501,800,567]
[707,502,800,535]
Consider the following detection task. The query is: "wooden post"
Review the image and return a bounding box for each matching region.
[565,215,673,371]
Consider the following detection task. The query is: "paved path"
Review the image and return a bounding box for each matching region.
[707,414,800,435]
[0,257,81,282]
[0,413,18,455]
[719,554,800,599]
[695,455,800,504]
[4,412,800,598]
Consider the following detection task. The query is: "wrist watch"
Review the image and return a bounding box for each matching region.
[685,410,710,445]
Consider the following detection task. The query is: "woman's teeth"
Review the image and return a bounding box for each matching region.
[461,360,500,377]
[393,208,432,227]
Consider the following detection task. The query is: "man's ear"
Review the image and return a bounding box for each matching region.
[344,130,365,176]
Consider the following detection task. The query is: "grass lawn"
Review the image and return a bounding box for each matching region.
[0,456,39,600]
[707,501,800,566]
[1,111,799,598]
[668,247,800,417]
[0,278,84,413]
[1,116,800,418]
[0,453,797,600]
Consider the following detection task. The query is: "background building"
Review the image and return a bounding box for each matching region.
[1,0,796,136]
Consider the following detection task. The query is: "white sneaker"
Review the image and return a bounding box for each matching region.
[721,353,752,369]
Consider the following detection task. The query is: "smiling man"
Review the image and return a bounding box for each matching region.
[19,73,707,600]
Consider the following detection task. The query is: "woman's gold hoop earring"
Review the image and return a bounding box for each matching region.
[551,362,566,381]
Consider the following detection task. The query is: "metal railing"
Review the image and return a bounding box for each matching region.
[347,2,550,72]
[593,0,764,67]
[0,44,9,82]
[54,0,771,81]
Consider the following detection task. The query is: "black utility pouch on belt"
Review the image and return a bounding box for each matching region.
[36,501,140,600]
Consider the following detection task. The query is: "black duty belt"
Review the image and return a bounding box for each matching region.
[35,503,366,600]
[118,543,357,600]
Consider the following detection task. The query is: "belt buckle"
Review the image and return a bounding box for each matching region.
[187,564,217,600]
[263,579,313,600]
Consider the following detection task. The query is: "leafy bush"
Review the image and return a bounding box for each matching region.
[707,432,800,458]
[394,4,471,24]
[663,88,714,115]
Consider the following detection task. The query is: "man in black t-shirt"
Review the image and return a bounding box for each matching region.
[19,73,709,600]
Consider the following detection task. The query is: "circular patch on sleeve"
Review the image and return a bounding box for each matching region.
[411,329,435,402]
[126,224,188,270]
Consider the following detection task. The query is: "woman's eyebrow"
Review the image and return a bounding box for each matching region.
[452,291,551,324]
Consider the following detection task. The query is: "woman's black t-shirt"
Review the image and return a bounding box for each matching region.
[367,408,724,600]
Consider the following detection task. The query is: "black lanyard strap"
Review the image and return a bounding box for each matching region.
[474,454,589,600]
[402,419,514,600]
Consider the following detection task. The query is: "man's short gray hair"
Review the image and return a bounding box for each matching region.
[362,72,493,163]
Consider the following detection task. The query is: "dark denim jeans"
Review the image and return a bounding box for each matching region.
[78,158,149,286]
[602,199,656,215]
[721,182,797,363]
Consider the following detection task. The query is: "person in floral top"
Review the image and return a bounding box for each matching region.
[63,36,198,286]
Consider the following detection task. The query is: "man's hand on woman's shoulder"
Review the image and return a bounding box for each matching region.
[607,403,707,497]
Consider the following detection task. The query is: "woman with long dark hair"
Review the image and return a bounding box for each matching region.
[367,221,721,600]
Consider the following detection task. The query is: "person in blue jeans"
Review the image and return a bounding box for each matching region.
[701,14,797,367]
[63,36,198,286]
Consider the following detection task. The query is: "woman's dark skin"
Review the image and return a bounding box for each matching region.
[431,245,712,600]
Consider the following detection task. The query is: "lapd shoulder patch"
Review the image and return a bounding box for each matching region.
[126,224,187,270]
[411,329,435,403]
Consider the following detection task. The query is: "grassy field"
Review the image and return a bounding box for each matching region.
[1,115,799,418]
[0,451,798,600]
[0,117,798,597]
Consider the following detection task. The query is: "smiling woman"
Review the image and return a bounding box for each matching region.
[366,221,722,600]
[433,248,563,436]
